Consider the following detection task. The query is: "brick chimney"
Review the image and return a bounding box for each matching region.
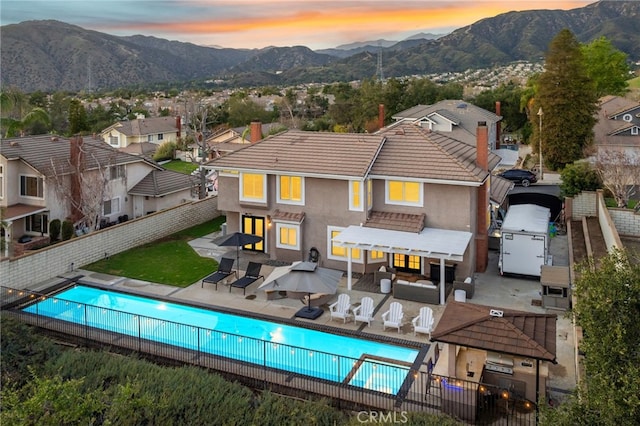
[378,104,385,129]
[69,136,85,222]
[250,121,262,143]
[176,116,181,139]
[495,101,501,149]
[475,122,489,272]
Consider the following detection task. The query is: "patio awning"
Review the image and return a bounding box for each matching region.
[2,204,48,222]
[332,225,472,262]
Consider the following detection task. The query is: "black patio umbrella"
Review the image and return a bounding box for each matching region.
[215,232,263,268]
[259,261,343,319]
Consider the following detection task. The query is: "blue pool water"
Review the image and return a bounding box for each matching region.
[24,285,419,394]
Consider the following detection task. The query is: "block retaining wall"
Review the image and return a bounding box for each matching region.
[0,197,220,290]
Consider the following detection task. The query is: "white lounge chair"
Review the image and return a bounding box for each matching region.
[412,306,435,338]
[329,294,351,323]
[352,296,375,326]
[382,302,404,332]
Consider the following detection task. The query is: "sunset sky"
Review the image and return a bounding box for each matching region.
[2,1,594,50]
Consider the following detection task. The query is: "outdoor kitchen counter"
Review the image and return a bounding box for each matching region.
[455,347,486,383]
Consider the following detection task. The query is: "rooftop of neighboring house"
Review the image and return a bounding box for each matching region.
[1,135,158,176]
[101,116,180,137]
[129,169,199,197]
[390,100,502,146]
[594,95,640,148]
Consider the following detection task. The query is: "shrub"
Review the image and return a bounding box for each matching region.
[153,141,177,162]
[61,220,74,241]
[49,219,61,241]
[560,161,602,198]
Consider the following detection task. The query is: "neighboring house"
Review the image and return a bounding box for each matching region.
[391,100,502,150]
[206,121,512,296]
[128,169,200,216]
[100,116,182,154]
[189,122,283,162]
[592,95,640,164]
[0,134,197,257]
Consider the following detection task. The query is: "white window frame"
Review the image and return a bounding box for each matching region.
[385,180,423,207]
[25,213,49,234]
[327,226,363,263]
[103,197,121,216]
[632,127,639,136]
[367,249,387,263]
[277,175,305,205]
[622,113,632,122]
[367,179,372,210]
[147,134,154,142]
[275,223,300,250]
[0,165,3,199]
[109,165,125,180]
[19,174,44,199]
[239,173,267,203]
[349,180,364,211]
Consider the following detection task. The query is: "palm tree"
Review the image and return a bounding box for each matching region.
[0,90,51,137]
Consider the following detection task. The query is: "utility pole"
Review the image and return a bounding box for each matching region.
[537,107,544,181]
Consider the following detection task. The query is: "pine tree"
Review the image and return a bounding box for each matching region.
[535,29,597,170]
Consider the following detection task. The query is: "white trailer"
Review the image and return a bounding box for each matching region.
[499,204,551,277]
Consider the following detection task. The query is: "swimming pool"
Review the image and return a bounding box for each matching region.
[23,285,419,395]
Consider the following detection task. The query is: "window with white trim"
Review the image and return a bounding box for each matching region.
[277,175,304,205]
[623,113,632,122]
[109,135,119,146]
[349,180,363,211]
[26,213,49,234]
[103,197,121,216]
[0,165,3,199]
[147,134,154,142]
[367,179,372,210]
[109,165,125,180]
[20,175,44,198]
[368,250,386,262]
[632,127,639,136]
[386,180,422,206]
[276,223,300,250]
[327,226,362,263]
[240,173,267,203]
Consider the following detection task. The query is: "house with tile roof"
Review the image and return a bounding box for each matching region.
[1,134,198,257]
[100,116,182,155]
[592,95,640,166]
[391,100,502,150]
[206,121,513,300]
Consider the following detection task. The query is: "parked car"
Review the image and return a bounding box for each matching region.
[498,169,538,187]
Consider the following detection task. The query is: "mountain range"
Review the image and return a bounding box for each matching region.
[1,1,638,93]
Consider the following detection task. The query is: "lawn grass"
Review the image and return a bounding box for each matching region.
[162,159,199,175]
[84,217,226,287]
[627,75,640,90]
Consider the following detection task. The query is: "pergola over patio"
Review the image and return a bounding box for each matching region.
[332,225,472,303]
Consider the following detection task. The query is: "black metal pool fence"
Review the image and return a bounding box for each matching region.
[1,285,537,425]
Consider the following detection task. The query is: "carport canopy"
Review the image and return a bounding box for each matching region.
[333,225,472,302]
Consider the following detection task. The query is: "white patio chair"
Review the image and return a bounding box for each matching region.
[329,293,351,323]
[382,301,404,332]
[412,306,435,338]
[352,296,375,326]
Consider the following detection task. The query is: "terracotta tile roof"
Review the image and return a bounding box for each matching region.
[129,169,198,197]
[271,209,306,224]
[490,175,515,205]
[205,130,384,178]
[365,211,425,233]
[431,301,557,362]
[373,124,500,183]
[106,117,179,137]
[1,135,156,176]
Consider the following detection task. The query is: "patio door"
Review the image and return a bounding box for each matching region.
[393,254,421,274]
[242,215,265,252]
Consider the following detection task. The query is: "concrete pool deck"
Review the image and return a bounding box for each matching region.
[48,230,575,405]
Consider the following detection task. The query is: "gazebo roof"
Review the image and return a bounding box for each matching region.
[431,302,557,362]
